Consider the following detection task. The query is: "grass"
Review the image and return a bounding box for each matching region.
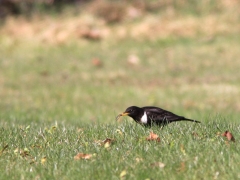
[1,36,240,124]
[0,121,239,179]
[0,4,240,179]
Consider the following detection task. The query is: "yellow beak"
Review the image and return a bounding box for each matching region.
[116,112,129,121]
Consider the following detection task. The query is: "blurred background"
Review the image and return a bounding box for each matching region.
[0,0,240,125]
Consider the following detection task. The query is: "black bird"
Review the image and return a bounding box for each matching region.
[116,106,200,127]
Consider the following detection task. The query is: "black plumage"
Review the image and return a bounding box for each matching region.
[116,106,200,127]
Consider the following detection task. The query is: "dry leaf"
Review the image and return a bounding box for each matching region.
[20,148,30,158]
[104,142,110,148]
[222,131,235,142]
[214,171,220,180]
[116,129,123,135]
[177,162,185,172]
[180,144,186,155]
[127,54,139,65]
[135,157,143,163]
[41,157,47,165]
[146,132,160,142]
[74,153,92,160]
[150,162,165,168]
[102,138,115,148]
[14,147,35,164]
[103,138,114,148]
[92,58,103,67]
[120,170,127,178]
[94,138,115,147]
[192,132,199,137]
[103,138,114,144]
[81,29,102,40]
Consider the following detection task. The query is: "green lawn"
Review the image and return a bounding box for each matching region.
[0,121,239,179]
[0,18,240,179]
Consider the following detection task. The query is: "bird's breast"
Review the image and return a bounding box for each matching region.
[140,111,148,124]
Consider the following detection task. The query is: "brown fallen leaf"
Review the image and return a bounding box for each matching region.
[222,131,235,142]
[93,138,115,147]
[150,162,165,168]
[104,142,110,148]
[81,29,102,40]
[146,132,160,142]
[100,138,115,148]
[127,54,140,66]
[92,58,103,67]
[74,153,92,160]
[192,132,199,137]
[41,157,47,165]
[20,148,30,158]
[103,138,114,144]
[177,162,185,172]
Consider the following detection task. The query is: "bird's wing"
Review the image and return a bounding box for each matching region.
[143,106,184,122]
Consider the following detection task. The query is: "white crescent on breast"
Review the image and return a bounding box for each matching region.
[140,111,148,124]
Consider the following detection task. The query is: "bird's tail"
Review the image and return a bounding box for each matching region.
[176,118,201,123]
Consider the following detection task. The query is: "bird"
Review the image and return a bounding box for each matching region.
[116,106,200,127]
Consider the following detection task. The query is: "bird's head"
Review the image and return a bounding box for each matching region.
[116,106,143,121]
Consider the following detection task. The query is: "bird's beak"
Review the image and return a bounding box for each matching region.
[116,112,129,121]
